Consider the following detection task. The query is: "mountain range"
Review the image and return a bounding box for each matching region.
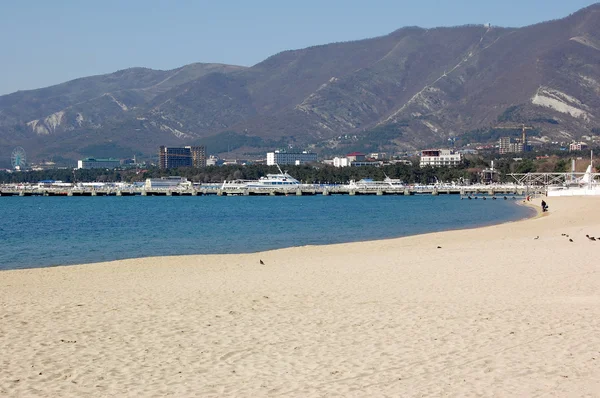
[1,4,600,166]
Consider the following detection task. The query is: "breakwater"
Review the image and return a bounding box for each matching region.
[0,184,537,197]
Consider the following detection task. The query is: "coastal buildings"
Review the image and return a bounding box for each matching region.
[331,152,382,168]
[419,149,462,167]
[346,152,366,162]
[266,151,317,166]
[159,146,206,169]
[77,158,121,169]
[333,157,351,167]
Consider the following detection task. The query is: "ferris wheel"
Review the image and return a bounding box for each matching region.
[11,147,26,170]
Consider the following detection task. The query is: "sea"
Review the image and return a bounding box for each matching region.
[0,195,534,270]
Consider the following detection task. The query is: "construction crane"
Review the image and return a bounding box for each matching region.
[495,124,534,152]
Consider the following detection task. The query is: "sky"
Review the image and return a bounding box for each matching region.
[0,0,598,95]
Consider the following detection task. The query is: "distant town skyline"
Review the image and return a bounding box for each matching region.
[0,0,597,95]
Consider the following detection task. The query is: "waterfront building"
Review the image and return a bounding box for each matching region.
[331,152,368,168]
[346,152,366,162]
[333,157,351,168]
[419,149,462,168]
[331,156,382,167]
[351,160,382,167]
[77,158,121,169]
[159,146,206,169]
[266,151,317,166]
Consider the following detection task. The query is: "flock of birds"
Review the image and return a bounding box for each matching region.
[536,233,600,242]
[258,232,599,264]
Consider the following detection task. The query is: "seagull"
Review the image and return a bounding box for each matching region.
[259,260,265,265]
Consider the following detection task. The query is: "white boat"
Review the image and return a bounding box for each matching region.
[221,165,301,190]
[344,175,405,189]
[547,164,600,196]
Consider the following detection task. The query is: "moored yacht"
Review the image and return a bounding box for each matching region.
[344,175,405,189]
[221,165,301,189]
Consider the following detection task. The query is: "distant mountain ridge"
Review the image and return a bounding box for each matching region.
[1,4,600,165]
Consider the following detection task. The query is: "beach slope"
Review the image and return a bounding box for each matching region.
[1,197,599,397]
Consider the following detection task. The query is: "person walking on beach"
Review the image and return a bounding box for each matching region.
[541,199,548,212]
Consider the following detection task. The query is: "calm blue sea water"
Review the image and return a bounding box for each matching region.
[0,195,533,270]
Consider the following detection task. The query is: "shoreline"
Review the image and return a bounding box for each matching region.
[1,196,534,272]
[1,196,599,396]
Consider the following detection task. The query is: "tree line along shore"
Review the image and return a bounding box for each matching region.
[0,152,593,185]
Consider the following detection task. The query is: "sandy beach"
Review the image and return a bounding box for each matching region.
[1,196,599,397]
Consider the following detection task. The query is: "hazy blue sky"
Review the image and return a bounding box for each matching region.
[0,0,597,95]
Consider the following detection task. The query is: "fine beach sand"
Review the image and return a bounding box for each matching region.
[1,197,600,397]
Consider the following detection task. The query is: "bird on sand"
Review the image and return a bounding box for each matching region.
[437,246,442,249]
[534,236,539,240]
[259,259,265,265]
[569,239,573,242]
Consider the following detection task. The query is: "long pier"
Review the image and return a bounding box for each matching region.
[0,185,533,197]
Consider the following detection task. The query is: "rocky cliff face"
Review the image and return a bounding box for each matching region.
[1,4,599,165]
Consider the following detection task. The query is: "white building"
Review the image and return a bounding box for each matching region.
[419,149,462,168]
[369,152,388,160]
[333,157,351,167]
[267,151,317,166]
[569,142,588,152]
[332,155,382,168]
[206,155,220,166]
